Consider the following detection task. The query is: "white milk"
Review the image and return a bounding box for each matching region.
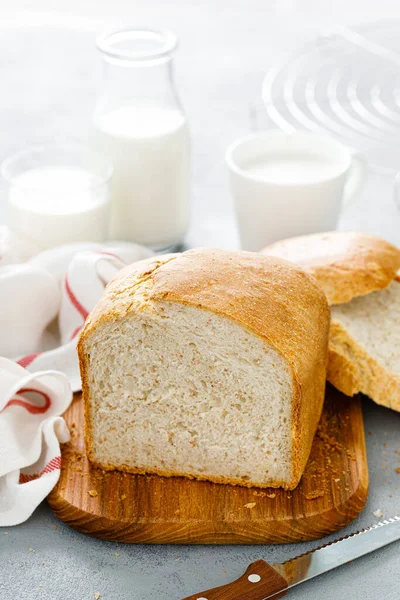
[244,155,343,184]
[8,166,110,250]
[226,132,367,251]
[92,105,190,248]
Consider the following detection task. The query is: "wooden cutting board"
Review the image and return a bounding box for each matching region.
[48,384,368,544]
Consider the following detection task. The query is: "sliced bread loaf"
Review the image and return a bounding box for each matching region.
[263,232,400,411]
[78,248,329,489]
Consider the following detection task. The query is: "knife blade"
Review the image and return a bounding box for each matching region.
[181,516,400,600]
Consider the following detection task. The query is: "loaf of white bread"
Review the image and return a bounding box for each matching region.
[78,248,330,489]
[263,232,400,412]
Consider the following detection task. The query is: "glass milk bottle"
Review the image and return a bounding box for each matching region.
[92,28,190,250]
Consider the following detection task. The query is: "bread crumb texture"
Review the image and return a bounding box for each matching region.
[328,280,400,410]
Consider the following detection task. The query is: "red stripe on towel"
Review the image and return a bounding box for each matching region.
[19,456,61,483]
[6,388,51,414]
[70,325,83,340]
[65,275,89,319]
[17,353,41,368]
[95,250,120,260]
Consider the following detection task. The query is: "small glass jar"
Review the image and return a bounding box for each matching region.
[92,28,191,251]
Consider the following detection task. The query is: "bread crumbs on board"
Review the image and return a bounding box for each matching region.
[88,489,98,497]
[244,502,256,509]
[304,490,325,500]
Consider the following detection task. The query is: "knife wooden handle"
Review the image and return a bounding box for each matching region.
[181,559,288,600]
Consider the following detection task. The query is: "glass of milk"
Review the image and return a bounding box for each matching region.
[92,28,191,251]
[2,144,113,251]
[225,131,367,251]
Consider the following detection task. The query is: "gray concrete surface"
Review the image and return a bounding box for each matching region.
[0,8,400,599]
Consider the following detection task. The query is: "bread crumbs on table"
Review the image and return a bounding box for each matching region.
[3,532,8,535]
[115,553,120,557]
[39,584,43,588]
[175,558,180,561]
[52,525,57,531]
[389,494,393,498]
[88,489,98,497]
[396,468,400,473]
[244,502,256,509]
[373,509,383,518]
[28,548,34,552]
[94,594,100,599]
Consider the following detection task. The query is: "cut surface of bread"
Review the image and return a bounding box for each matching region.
[86,303,294,486]
[78,248,330,489]
[262,231,400,305]
[328,279,400,410]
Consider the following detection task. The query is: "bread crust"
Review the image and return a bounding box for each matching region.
[78,248,330,489]
[262,231,400,305]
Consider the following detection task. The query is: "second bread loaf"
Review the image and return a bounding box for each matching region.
[263,231,400,411]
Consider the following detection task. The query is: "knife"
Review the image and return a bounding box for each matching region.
[181,516,400,600]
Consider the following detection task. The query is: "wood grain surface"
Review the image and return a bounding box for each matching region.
[48,384,368,544]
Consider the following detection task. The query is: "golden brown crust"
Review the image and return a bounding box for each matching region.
[78,248,330,489]
[262,232,400,305]
[327,319,400,412]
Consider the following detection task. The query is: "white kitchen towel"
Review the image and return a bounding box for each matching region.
[0,358,72,526]
[0,240,154,392]
[0,225,42,266]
